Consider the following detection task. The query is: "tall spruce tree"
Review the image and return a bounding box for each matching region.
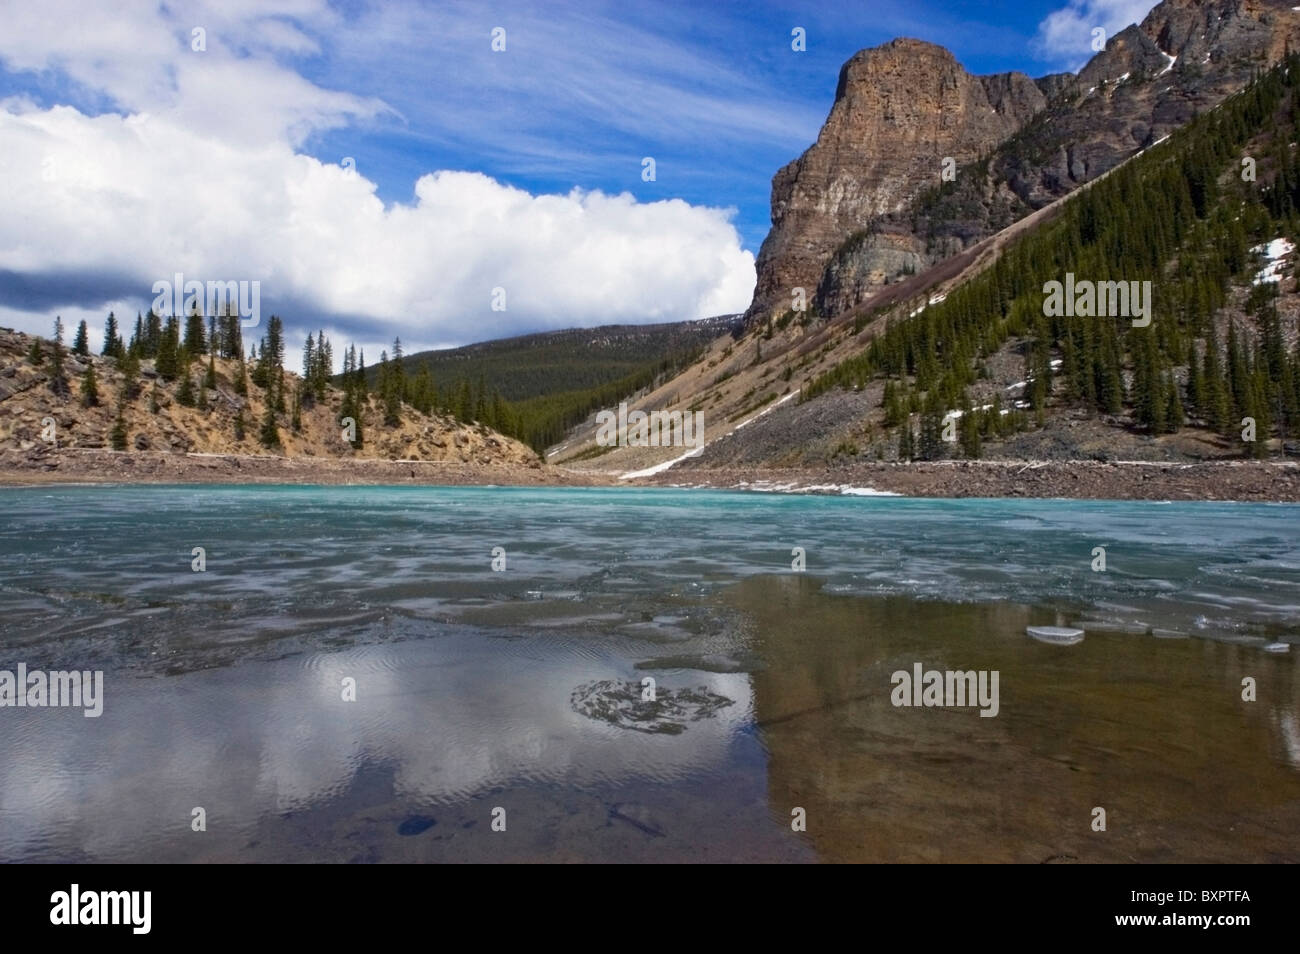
[72,320,90,356]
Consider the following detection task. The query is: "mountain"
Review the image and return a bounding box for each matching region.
[556,2,1300,481]
[747,0,1300,325]
[377,315,739,452]
[386,316,739,403]
[745,38,1049,324]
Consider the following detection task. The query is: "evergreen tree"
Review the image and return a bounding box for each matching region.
[234,406,247,442]
[145,309,163,358]
[205,353,217,391]
[49,316,68,395]
[176,373,196,407]
[155,317,182,381]
[384,377,401,427]
[897,418,915,460]
[1203,333,1231,434]
[101,311,123,358]
[183,304,206,356]
[129,313,145,357]
[258,401,280,448]
[120,349,141,399]
[303,333,315,394]
[80,362,99,407]
[27,335,43,367]
[110,401,129,451]
[1166,371,1184,431]
[72,320,90,356]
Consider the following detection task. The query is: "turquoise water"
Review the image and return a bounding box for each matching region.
[2,486,1296,669]
[0,486,1297,861]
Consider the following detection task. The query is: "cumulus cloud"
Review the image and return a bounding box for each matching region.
[0,0,757,360]
[1034,0,1159,70]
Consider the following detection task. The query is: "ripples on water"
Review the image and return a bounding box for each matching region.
[0,486,1296,862]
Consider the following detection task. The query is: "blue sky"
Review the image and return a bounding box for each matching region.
[297,0,1126,251]
[0,0,1155,361]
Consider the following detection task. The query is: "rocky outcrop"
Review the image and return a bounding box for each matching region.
[745,38,1047,324]
[748,0,1300,323]
[0,327,542,469]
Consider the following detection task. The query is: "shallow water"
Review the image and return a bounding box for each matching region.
[0,486,1296,861]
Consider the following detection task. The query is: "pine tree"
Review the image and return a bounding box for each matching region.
[72,320,90,356]
[110,402,129,451]
[303,333,315,392]
[291,385,302,432]
[156,317,181,381]
[120,349,141,399]
[49,316,68,395]
[234,357,249,396]
[959,409,982,458]
[145,310,163,358]
[258,401,280,448]
[234,406,247,442]
[80,363,99,407]
[176,374,196,407]
[27,335,43,367]
[183,304,206,356]
[897,418,915,461]
[101,311,123,358]
[1166,371,1184,431]
[384,376,401,427]
[130,313,145,357]
[1203,333,1231,435]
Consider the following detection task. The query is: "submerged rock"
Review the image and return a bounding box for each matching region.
[570,679,734,734]
[397,814,437,836]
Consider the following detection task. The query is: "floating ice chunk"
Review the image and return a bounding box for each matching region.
[1027,626,1085,645]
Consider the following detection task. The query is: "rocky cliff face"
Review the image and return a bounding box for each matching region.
[747,0,1300,324]
[746,38,1047,324]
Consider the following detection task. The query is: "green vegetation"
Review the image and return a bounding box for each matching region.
[80,362,99,408]
[809,57,1300,459]
[110,402,128,451]
[72,320,89,356]
[348,318,734,452]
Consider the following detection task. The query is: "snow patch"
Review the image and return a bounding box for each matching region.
[618,391,800,480]
[619,445,705,480]
[1251,237,1295,285]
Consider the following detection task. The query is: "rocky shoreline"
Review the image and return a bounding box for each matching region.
[0,446,611,487]
[1,446,1297,500]
[645,460,1300,501]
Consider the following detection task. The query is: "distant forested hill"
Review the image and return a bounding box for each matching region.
[351,315,740,451]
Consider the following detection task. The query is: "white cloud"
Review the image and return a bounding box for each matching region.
[1034,0,1159,69]
[0,0,757,361]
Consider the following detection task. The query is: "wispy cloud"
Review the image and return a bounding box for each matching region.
[1033,0,1159,70]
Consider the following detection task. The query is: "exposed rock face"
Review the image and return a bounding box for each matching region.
[747,0,1300,324]
[746,38,1047,324]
